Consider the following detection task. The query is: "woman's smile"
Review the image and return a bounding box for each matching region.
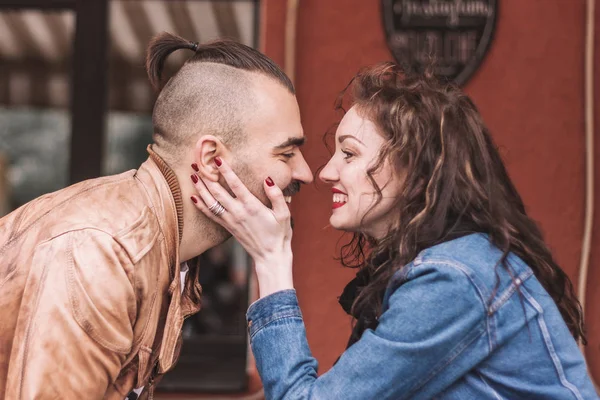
[332,188,348,209]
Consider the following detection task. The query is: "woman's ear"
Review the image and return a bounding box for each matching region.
[194,135,226,181]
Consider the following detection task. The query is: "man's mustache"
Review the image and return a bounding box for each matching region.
[281,181,301,197]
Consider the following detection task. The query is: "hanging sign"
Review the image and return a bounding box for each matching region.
[382,0,498,86]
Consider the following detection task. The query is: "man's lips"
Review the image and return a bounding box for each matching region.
[282,181,300,205]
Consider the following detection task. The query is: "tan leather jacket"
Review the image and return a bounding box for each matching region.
[0,146,202,399]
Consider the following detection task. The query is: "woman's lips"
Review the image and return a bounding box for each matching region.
[332,188,347,210]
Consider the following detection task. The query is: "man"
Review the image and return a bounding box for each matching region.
[0,32,312,399]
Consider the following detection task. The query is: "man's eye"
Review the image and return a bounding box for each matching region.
[282,153,295,159]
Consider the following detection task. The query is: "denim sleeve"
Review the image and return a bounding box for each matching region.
[246,262,492,400]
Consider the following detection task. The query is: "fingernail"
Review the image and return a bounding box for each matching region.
[191,174,198,184]
[191,163,199,172]
[265,177,274,187]
[191,196,198,204]
[215,157,222,167]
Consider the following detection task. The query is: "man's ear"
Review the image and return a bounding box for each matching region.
[194,135,226,181]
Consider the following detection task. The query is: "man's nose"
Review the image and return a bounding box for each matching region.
[293,153,314,184]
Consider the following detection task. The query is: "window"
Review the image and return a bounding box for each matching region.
[0,0,260,393]
[0,9,74,215]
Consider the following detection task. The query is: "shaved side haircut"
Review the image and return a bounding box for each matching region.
[146,32,294,162]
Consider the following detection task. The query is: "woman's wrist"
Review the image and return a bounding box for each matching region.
[257,279,294,298]
[254,256,294,298]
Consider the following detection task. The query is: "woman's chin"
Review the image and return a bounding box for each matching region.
[329,215,356,232]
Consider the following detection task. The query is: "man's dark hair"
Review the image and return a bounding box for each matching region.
[146,32,294,93]
[145,32,294,160]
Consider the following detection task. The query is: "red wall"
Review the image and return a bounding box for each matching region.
[263,0,598,386]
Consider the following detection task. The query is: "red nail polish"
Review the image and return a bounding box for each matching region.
[191,163,199,172]
[191,174,198,184]
[265,177,274,187]
[191,196,198,203]
[215,157,222,167]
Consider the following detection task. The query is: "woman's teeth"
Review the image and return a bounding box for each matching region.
[333,193,348,203]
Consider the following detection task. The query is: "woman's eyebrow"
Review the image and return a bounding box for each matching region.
[338,135,365,146]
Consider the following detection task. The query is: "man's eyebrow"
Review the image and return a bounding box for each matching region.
[338,135,364,146]
[274,137,306,149]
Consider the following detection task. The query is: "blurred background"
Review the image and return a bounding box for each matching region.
[0,0,599,398]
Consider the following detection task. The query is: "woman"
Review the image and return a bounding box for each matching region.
[190,63,598,399]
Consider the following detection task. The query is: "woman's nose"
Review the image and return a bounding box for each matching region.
[319,158,338,184]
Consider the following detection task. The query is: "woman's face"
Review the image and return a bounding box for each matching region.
[319,106,402,238]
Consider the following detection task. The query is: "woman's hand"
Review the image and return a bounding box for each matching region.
[190,158,294,298]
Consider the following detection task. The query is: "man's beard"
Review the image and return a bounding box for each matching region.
[230,161,301,207]
[281,180,301,197]
[230,160,299,229]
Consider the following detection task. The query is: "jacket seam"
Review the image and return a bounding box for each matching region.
[42,227,141,264]
[9,199,31,242]
[488,269,534,314]
[126,235,166,353]
[113,207,161,264]
[66,231,134,354]
[112,362,138,395]
[0,227,137,302]
[410,258,532,352]
[0,176,131,257]
[133,281,160,351]
[0,185,123,291]
[407,322,488,397]
[486,269,533,351]
[134,174,172,267]
[522,291,585,400]
[249,310,303,340]
[476,372,504,400]
[17,243,54,398]
[409,260,490,317]
[487,309,497,351]
[400,259,492,396]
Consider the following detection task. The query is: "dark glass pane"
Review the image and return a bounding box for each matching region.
[0,9,74,216]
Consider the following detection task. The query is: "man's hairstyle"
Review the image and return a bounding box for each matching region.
[145,32,294,161]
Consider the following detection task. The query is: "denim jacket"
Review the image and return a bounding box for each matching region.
[246,234,599,399]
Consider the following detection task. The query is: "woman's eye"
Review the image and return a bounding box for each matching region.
[342,150,354,160]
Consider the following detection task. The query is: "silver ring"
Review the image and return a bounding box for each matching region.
[208,200,226,217]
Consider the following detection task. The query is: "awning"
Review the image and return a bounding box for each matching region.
[0,0,258,113]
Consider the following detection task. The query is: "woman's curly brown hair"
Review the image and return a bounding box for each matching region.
[336,62,585,346]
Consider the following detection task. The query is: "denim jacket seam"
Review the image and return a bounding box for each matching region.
[520,290,585,400]
[249,309,302,339]
[406,321,488,397]
[485,269,534,351]
[246,289,298,316]
[488,269,534,314]
[476,371,504,400]
[410,259,490,314]
[415,258,533,352]
[401,260,492,396]
[487,310,497,351]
